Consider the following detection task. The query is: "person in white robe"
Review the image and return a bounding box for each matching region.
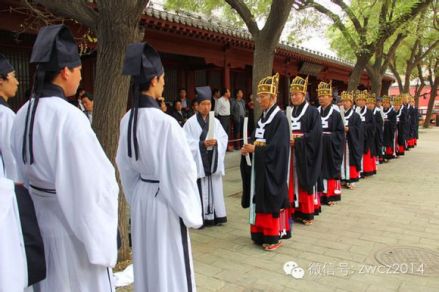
[0,53,18,181]
[11,24,118,292]
[116,42,202,292]
[183,86,228,226]
[0,177,27,292]
[1,53,46,292]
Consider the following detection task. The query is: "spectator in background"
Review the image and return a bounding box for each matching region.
[158,97,168,113]
[231,89,246,149]
[216,88,231,139]
[81,92,94,124]
[187,99,199,118]
[71,87,85,110]
[172,99,187,126]
[178,88,189,111]
[212,88,220,116]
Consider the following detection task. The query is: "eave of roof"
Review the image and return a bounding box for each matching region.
[142,6,394,81]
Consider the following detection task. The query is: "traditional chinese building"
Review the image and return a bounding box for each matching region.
[0,1,394,111]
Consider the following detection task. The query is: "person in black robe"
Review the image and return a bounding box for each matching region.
[409,96,420,147]
[393,95,407,156]
[340,91,363,189]
[407,95,419,148]
[240,73,289,251]
[381,96,397,161]
[401,94,411,151]
[317,81,344,206]
[368,95,383,172]
[354,90,376,177]
[287,76,322,225]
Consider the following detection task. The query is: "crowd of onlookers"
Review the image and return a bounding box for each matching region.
[159,87,255,150]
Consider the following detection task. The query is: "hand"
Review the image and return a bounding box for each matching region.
[204,139,217,148]
[241,143,255,154]
[344,127,349,133]
[290,137,295,146]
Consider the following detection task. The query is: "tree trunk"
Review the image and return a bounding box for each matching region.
[366,65,383,96]
[93,14,140,262]
[348,55,370,91]
[251,36,276,121]
[423,77,438,128]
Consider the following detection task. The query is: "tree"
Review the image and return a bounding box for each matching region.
[422,52,439,128]
[296,0,433,91]
[29,0,150,261]
[165,0,296,118]
[388,4,439,95]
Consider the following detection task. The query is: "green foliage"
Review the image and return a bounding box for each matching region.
[326,0,436,70]
[164,0,323,44]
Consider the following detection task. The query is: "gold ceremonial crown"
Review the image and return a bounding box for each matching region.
[393,96,402,106]
[367,93,376,104]
[317,81,332,97]
[354,90,367,102]
[340,91,353,102]
[290,75,308,94]
[382,95,390,103]
[257,72,280,95]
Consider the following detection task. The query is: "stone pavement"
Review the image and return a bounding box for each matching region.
[118,127,439,292]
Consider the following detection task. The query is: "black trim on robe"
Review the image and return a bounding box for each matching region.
[15,184,46,286]
[196,113,218,176]
[179,218,193,292]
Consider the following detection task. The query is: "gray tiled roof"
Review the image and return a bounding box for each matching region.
[144,6,393,78]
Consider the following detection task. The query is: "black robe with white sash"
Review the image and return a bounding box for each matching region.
[396,106,407,146]
[357,106,376,155]
[240,105,289,215]
[291,102,323,194]
[382,107,397,147]
[373,108,384,157]
[344,108,364,170]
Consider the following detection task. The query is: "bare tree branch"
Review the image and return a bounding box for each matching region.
[261,0,295,44]
[224,0,259,35]
[34,0,98,30]
[382,32,407,72]
[331,0,363,34]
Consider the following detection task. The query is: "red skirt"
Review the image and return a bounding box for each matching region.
[362,150,376,176]
[251,213,281,245]
[397,144,405,156]
[385,146,395,159]
[326,179,341,202]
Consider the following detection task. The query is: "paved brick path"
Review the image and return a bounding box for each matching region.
[118,127,439,292]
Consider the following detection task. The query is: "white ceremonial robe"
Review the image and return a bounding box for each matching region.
[0,103,18,180]
[11,96,119,292]
[183,114,228,225]
[116,104,203,292]
[0,177,27,292]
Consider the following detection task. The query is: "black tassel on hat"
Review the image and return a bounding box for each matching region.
[122,42,164,160]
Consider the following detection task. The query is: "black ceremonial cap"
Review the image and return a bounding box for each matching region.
[122,42,164,83]
[30,24,81,71]
[196,86,212,102]
[0,53,14,76]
